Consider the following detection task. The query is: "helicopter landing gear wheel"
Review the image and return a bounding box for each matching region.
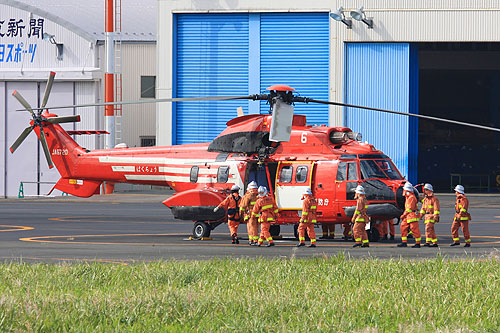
[269,224,280,237]
[193,221,211,238]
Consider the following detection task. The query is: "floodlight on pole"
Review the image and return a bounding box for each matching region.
[329,6,352,29]
[350,6,373,29]
[42,32,64,60]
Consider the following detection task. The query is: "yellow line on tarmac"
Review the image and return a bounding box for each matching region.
[20,233,500,247]
[0,225,34,232]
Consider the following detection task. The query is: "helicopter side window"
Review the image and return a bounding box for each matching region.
[217,166,230,183]
[360,160,387,180]
[347,162,358,181]
[375,160,403,180]
[190,166,199,183]
[336,162,347,181]
[279,165,293,183]
[295,166,308,183]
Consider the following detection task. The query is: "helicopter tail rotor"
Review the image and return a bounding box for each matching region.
[9,72,81,169]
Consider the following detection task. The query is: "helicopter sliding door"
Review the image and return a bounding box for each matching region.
[245,162,278,194]
[275,161,314,209]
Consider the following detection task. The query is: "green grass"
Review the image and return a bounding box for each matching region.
[0,255,499,332]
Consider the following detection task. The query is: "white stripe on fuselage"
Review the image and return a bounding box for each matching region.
[99,156,216,165]
[124,175,215,183]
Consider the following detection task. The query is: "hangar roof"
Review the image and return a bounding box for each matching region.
[1,0,156,42]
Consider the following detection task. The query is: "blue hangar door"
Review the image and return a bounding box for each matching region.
[174,13,329,144]
[345,43,419,183]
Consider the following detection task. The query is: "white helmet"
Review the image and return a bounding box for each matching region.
[258,186,267,196]
[423,183,434,192]
[403,182,414,192]
[231,185,240,192]
[303,187,312,195]
[454,184,465,194]
[248,181,258,189]
[355,185,365,195]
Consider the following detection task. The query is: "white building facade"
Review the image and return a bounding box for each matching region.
[0,0,156,197]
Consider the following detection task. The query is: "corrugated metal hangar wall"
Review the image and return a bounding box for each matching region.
[173,12,329,145]
[159,1,500,191]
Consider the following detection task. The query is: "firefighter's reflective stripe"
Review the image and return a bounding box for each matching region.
[303,212,309,216]
[311,219,317,223]
[408,218,419,222]
[406,209,412,212]
[426,237,432,242]
[251,201,256,205]
[435,211,440,214]
[354,210,361,215]
[460,216,469,220]
[465,239,471,243]
[262,204,273,210]
[415,237,421,242]
[252,212,260,217]
[425,219,436,223]
[420,209,425,214]
[432,238,438,243]
[310,206,317,209]
[402,236,408,241]
[460,208,467,213]
[267,217,275,221]
[362,239,369,244]
[356,218,365,222]
[453,237,460,242]
[274,209,279,213]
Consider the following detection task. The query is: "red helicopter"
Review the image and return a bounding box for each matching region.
[9,72,500,240]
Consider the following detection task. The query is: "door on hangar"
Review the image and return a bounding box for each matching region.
[173,12,330,145]
[345,43,419,184]
[3,81,75,197]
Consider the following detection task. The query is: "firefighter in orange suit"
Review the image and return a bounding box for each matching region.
[296,187,317,248]
[450,185,471,247]
[420,183,440,247]
[320,223,335,239]
[352,185,369,248]
[252,186,279,247]
[240,181,259,246]
[214,184,241,244]
[381,219,395,240]
[398,182,421,248]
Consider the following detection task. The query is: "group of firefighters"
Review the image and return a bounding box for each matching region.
[215,181,472,248]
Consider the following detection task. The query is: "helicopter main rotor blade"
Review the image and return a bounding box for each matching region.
[12,90,35,116]
[19,95,255,112]
[40,71,56,109]
[39,127,54,169]
[9,126,33,153]
[308,99,500,133]
[46,115,81,124]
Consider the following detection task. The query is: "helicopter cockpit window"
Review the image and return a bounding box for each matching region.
[190,166,199,183]
[347,162,358,181]
[336,162,347,181]
[375,160,403,180]
[295,166,308,183]
[217,166,230,183]
[279,165,293,183]
[360,160,387,180]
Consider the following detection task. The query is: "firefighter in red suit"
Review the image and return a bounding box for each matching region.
[214,184,241,244]
[352,185,370,248]
[252,186,279,247]
[397,182,421,248]
[296,187,317,248]
[450,185,472,247]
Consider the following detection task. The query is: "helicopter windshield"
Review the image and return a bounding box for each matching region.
[360,160,403,180]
